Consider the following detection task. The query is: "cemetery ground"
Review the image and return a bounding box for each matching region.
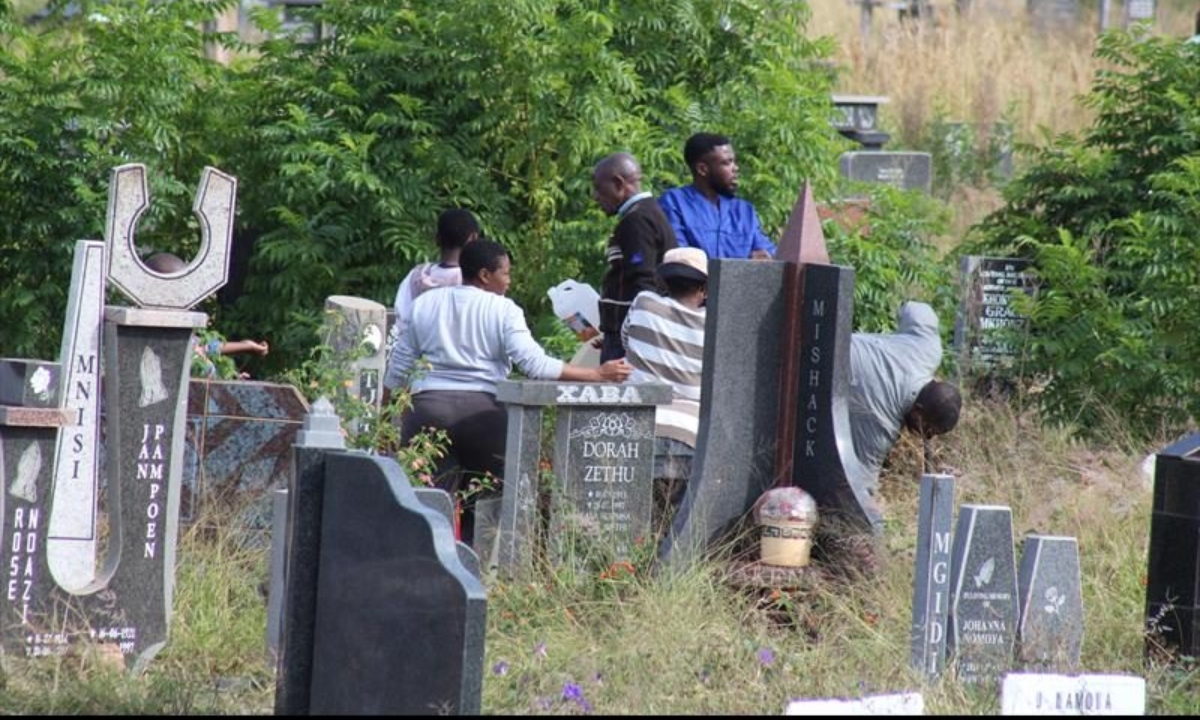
[0,393,1196,714]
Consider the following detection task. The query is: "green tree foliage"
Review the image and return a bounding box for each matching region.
[824,184,954,337]
[0,0,241,359]
[963,29,1200,439]
[220,0,847,372]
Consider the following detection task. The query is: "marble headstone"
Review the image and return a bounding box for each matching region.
[322,295,387,413]
[308,451,486,715]
[1000,672,1146,715]
[0,359,59,408]
[948,504,1019,686]
[910,473,955,677]
[106,163,235,310]
[1017,535,1083,671]
[839,152,933,195]
[48,240,106,593]
[183,379,309,522]
[0,401,75,656]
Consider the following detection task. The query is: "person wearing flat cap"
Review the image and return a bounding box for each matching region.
[620,247,709,529]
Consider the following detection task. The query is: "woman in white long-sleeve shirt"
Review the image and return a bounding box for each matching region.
[383,239,631,544]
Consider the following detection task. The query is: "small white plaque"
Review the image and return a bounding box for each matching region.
[785,692,924,715]
[1000,673,1145,715]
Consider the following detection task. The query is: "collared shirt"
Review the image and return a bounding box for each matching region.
[616,191,653,218]
[657,185,776,259]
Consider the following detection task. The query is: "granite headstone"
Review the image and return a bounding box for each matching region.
[839,152,933,195]
[1028,0,1082,32]
[1144,433,1200,662]
[657,259,787,570]
[954,256,1035,377]
[1017,535,1083,671]
[322,295,387,414]
[948,504,1019,686]
[275,397,345,716]
[1122,0,1155,27]
[910,473,955,677]
[308,451,486,715]
[495,380,670,575]
[183,379,309,522]
[0,399,75,657]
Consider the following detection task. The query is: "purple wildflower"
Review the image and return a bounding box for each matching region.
[756,646,776,666]
[492,660,509,676]
[562,682,593,714]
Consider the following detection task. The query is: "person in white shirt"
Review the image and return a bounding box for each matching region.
[383,239,631,544]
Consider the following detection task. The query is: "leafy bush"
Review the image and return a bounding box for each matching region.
[823,184,955,340]
[963,28,1200,439]
[218,0,847,373]
[0,0,243,360]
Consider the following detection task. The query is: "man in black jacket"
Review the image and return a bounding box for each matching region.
[591,152,679,362]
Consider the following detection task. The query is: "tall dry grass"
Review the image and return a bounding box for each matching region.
[806,0,1197,237]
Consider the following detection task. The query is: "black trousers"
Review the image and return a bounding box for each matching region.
[400,390,507,545]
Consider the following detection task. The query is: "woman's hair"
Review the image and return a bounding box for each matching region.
[460,239,509,281]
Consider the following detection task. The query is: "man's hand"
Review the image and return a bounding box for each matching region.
[590,336,604,350]
[750,249,772,261]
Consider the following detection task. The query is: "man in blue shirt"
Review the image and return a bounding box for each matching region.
[658,132,776,260]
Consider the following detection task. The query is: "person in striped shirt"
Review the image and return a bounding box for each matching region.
[620,247,708,527]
